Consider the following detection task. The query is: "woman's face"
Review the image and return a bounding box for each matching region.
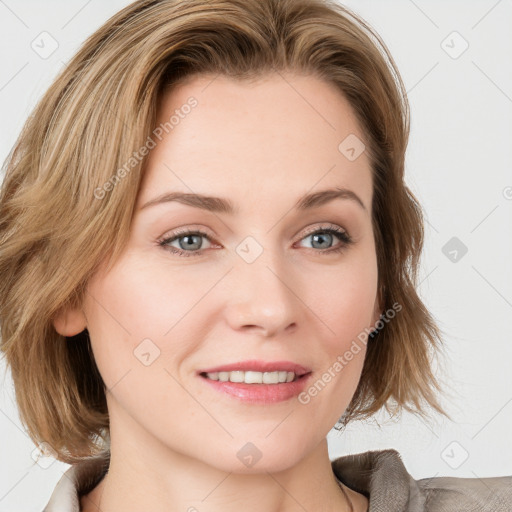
[62,72,381,472]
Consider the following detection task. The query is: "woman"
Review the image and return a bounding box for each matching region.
[0,0,510,511]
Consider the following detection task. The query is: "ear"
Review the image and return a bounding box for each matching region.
[52,306,87,337]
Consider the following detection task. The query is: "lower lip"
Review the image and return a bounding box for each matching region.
[199,374,312,404]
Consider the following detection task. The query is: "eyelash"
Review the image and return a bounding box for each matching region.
[157,224,353,258]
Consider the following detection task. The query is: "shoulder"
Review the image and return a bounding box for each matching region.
[42,451,109,511]
[418,473,512,511]
[331,448,512,512]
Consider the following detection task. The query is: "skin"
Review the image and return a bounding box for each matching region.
[54,72,381,512]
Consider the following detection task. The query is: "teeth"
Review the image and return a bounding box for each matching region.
[205,370,297,384]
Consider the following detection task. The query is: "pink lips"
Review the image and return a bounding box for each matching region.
[198,359,312,404]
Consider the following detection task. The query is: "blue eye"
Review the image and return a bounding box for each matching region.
[158,228,213,257]
[298,226,352,252]
[158,224,353,258]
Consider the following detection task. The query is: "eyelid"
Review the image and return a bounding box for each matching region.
[299,222,347,237]
[157,224,216,241]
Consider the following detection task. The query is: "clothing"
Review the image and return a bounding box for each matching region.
[332,449,512,511]
[42,448,512,511]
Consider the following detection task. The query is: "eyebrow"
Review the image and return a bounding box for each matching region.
[139,186,366,214]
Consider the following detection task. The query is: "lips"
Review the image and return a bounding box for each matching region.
[198,360,311,375]
[197,359,313,404]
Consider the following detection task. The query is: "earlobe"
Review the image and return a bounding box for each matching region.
[52,307,87,337]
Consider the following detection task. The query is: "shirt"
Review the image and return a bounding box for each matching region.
[42,448,512,511]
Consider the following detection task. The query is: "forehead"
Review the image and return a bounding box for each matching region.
[138,72,372,212]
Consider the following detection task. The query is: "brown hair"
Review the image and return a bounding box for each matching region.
[0,0,449,464]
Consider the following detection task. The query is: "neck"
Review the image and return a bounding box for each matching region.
[82,407,358,512]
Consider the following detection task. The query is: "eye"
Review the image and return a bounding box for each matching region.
[158,228,214,257]
[295,224,353,254]
[157,223,353,257]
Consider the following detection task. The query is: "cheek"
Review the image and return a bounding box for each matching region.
[303,259,376,411]
[312,251,378,348]
[82,254,215,384]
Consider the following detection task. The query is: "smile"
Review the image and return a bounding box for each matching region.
[197,360,312,403]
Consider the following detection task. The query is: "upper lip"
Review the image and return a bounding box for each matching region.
[198,360,311,376]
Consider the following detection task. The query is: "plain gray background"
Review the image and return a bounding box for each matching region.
[0,0,511,510]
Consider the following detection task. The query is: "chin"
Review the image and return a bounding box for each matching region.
[197,435,316,474]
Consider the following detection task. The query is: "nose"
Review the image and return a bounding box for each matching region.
[223,250,299,338]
